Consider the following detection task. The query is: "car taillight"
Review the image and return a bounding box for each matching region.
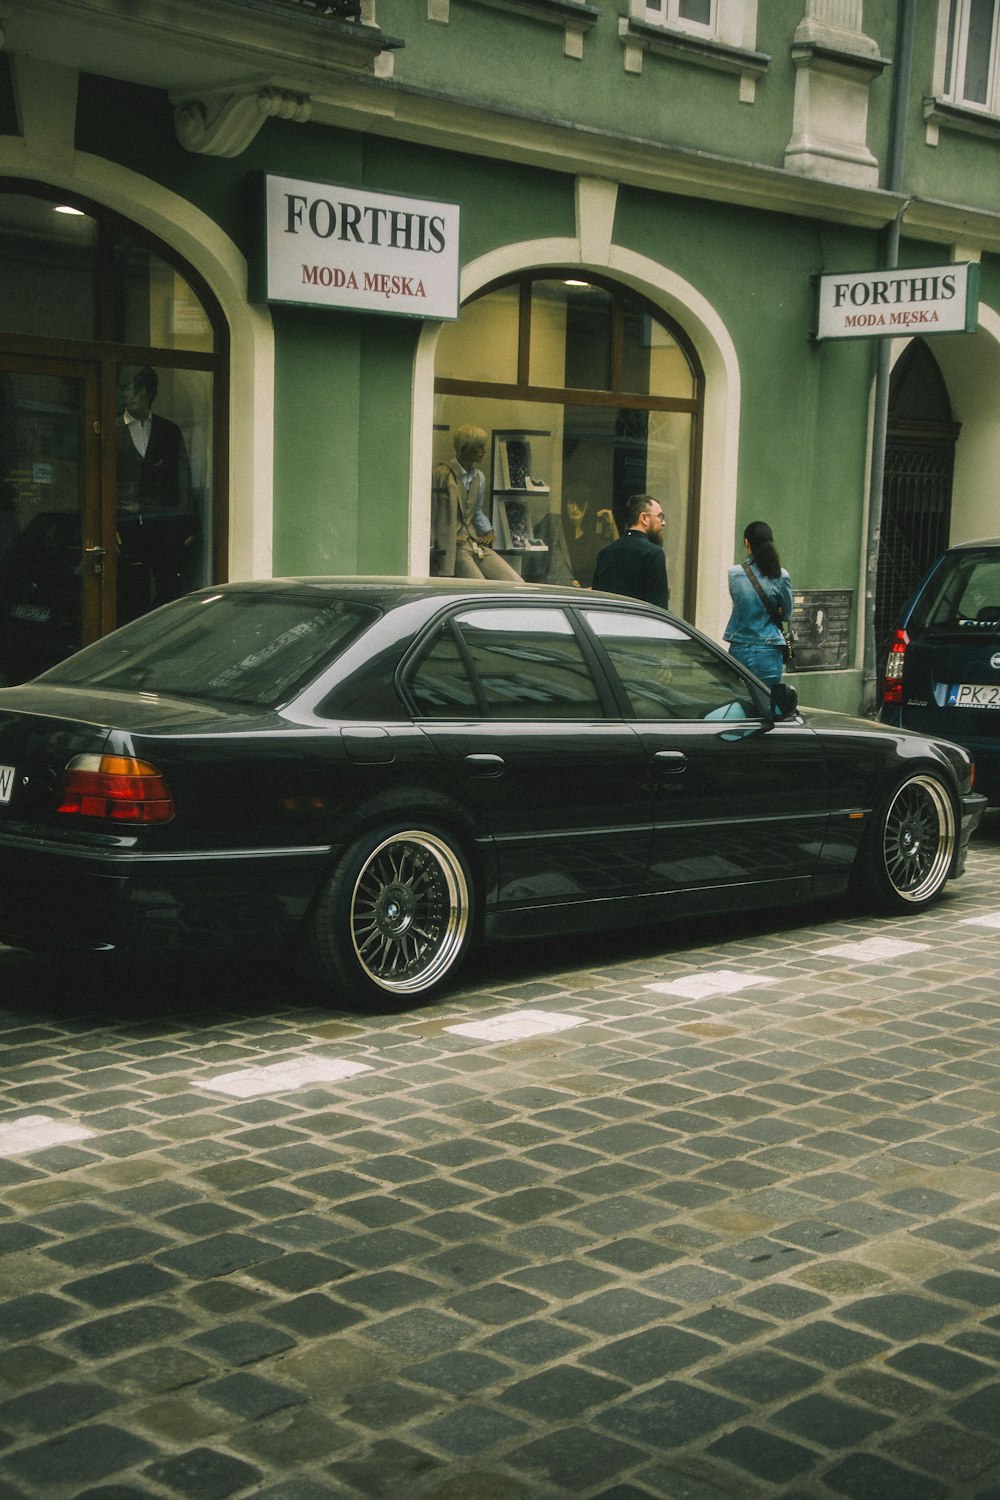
[882,627,909,706]
[57,754,174,823]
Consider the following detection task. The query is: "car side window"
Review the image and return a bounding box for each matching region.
[453,606,605,720]
[409,625,481,715]
[585,609,760,721]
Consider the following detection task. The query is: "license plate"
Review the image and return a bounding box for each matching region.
[948,683,1000,709]
[9,603,51,623]
[0,765,14,804]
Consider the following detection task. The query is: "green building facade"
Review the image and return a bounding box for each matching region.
[2,1,999,710]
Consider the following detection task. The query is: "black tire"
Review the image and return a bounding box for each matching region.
[854,771,957,913]
[304,825,474,1008]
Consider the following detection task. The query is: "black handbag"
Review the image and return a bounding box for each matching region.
[742,563,794,663]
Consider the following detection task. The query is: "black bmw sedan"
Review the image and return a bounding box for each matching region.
[0,579,986,1010]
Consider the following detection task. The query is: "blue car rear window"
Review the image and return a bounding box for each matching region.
[911,551,1000,633]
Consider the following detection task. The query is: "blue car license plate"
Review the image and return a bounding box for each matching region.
[948,683,1000,709]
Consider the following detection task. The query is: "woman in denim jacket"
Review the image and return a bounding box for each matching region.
[723,520,793,686]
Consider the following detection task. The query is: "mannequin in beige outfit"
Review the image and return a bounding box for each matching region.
[430,425,524,582]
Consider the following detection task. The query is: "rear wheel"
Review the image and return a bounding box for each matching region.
[304,825,474,1009]
[854,772,956,912]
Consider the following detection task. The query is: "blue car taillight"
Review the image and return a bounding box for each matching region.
[883,628,908,706]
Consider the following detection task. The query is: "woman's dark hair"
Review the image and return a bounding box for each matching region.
[563,496,595,541]
[744,519,781,579]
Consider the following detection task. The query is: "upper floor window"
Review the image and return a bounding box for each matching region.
[944,0,999,110]
[645,0,715,35]
[623,0,764,93]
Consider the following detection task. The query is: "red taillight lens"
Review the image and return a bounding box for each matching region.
[882,627,909,706]
[57,754,174,823]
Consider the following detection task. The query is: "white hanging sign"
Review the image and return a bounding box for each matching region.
[254,173,460,321]
[816,263,979,340]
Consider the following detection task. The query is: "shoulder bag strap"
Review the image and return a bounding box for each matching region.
[741,562,785,627]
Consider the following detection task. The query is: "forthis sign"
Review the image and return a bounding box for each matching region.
[816,262,979,340]
[252,173,461,320]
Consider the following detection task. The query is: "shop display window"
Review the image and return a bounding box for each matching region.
[434,272,702,612]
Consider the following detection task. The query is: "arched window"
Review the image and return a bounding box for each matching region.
[433,273,703,612]
[0,181,227,683]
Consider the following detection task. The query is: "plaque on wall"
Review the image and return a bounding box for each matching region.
[791,590,852,672]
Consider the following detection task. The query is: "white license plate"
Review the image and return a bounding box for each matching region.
[948,683,1000,709]
[0,765,14,804]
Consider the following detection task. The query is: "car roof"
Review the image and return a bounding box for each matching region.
[944,538,1000,552]
[205,577,645,609]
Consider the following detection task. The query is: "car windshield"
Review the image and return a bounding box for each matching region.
[910,550,1000,633]
[37,591,378,707]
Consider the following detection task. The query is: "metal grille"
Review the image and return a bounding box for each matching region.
[875,435,954,655]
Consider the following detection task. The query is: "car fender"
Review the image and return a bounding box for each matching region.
[323,781,498,920]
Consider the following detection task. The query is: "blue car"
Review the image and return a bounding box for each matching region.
[882,538,1000,804]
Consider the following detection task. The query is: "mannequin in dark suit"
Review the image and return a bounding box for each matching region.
[117,367,191,514]
[116,367,196,620]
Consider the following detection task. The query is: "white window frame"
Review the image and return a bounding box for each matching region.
[943,0,1000,111]
[644,0,717,38]
[639,0,755,50]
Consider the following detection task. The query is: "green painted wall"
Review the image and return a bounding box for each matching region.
[269,306,420,577]
[377,0,901,177]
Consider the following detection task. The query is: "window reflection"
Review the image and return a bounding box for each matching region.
[586,609,757,720]
[0,195,97,341]
[114,235,215,353]
[455,606,604,719]
[436,284,519,386]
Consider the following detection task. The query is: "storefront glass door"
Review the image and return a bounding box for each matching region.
[0,359,100,685]
[0,186,226,684]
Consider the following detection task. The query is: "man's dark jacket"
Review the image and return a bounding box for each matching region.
[592,529,669,609]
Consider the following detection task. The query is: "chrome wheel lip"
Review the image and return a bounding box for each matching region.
[882,774,955,904]
[350,829,469,994]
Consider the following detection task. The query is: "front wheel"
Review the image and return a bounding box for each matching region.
[303,826,474,1009]
[854,772,956,913]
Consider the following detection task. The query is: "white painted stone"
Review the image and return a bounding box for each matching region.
[818,937,929,961]
[0,1114,94,1157]
[198,1057,372,1098]
[646,970,772,999]
[447,1009,586,1041]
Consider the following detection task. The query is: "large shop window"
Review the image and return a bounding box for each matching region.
[0,184,226,684]
[433,274,703,616]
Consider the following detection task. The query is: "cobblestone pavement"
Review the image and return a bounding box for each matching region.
[1,815,1000,1500]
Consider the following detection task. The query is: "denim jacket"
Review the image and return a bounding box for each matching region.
[723,562,793,646]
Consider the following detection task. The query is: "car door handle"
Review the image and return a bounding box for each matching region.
[464,753,505,778]
[653,750,687,774]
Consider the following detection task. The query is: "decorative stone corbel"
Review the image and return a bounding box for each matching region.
[174,86,312,158]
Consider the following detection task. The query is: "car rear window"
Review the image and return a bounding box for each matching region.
[38,591,378,707]
[909,550,1000,634]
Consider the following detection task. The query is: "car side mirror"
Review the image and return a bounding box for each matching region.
[770,682,798,721]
